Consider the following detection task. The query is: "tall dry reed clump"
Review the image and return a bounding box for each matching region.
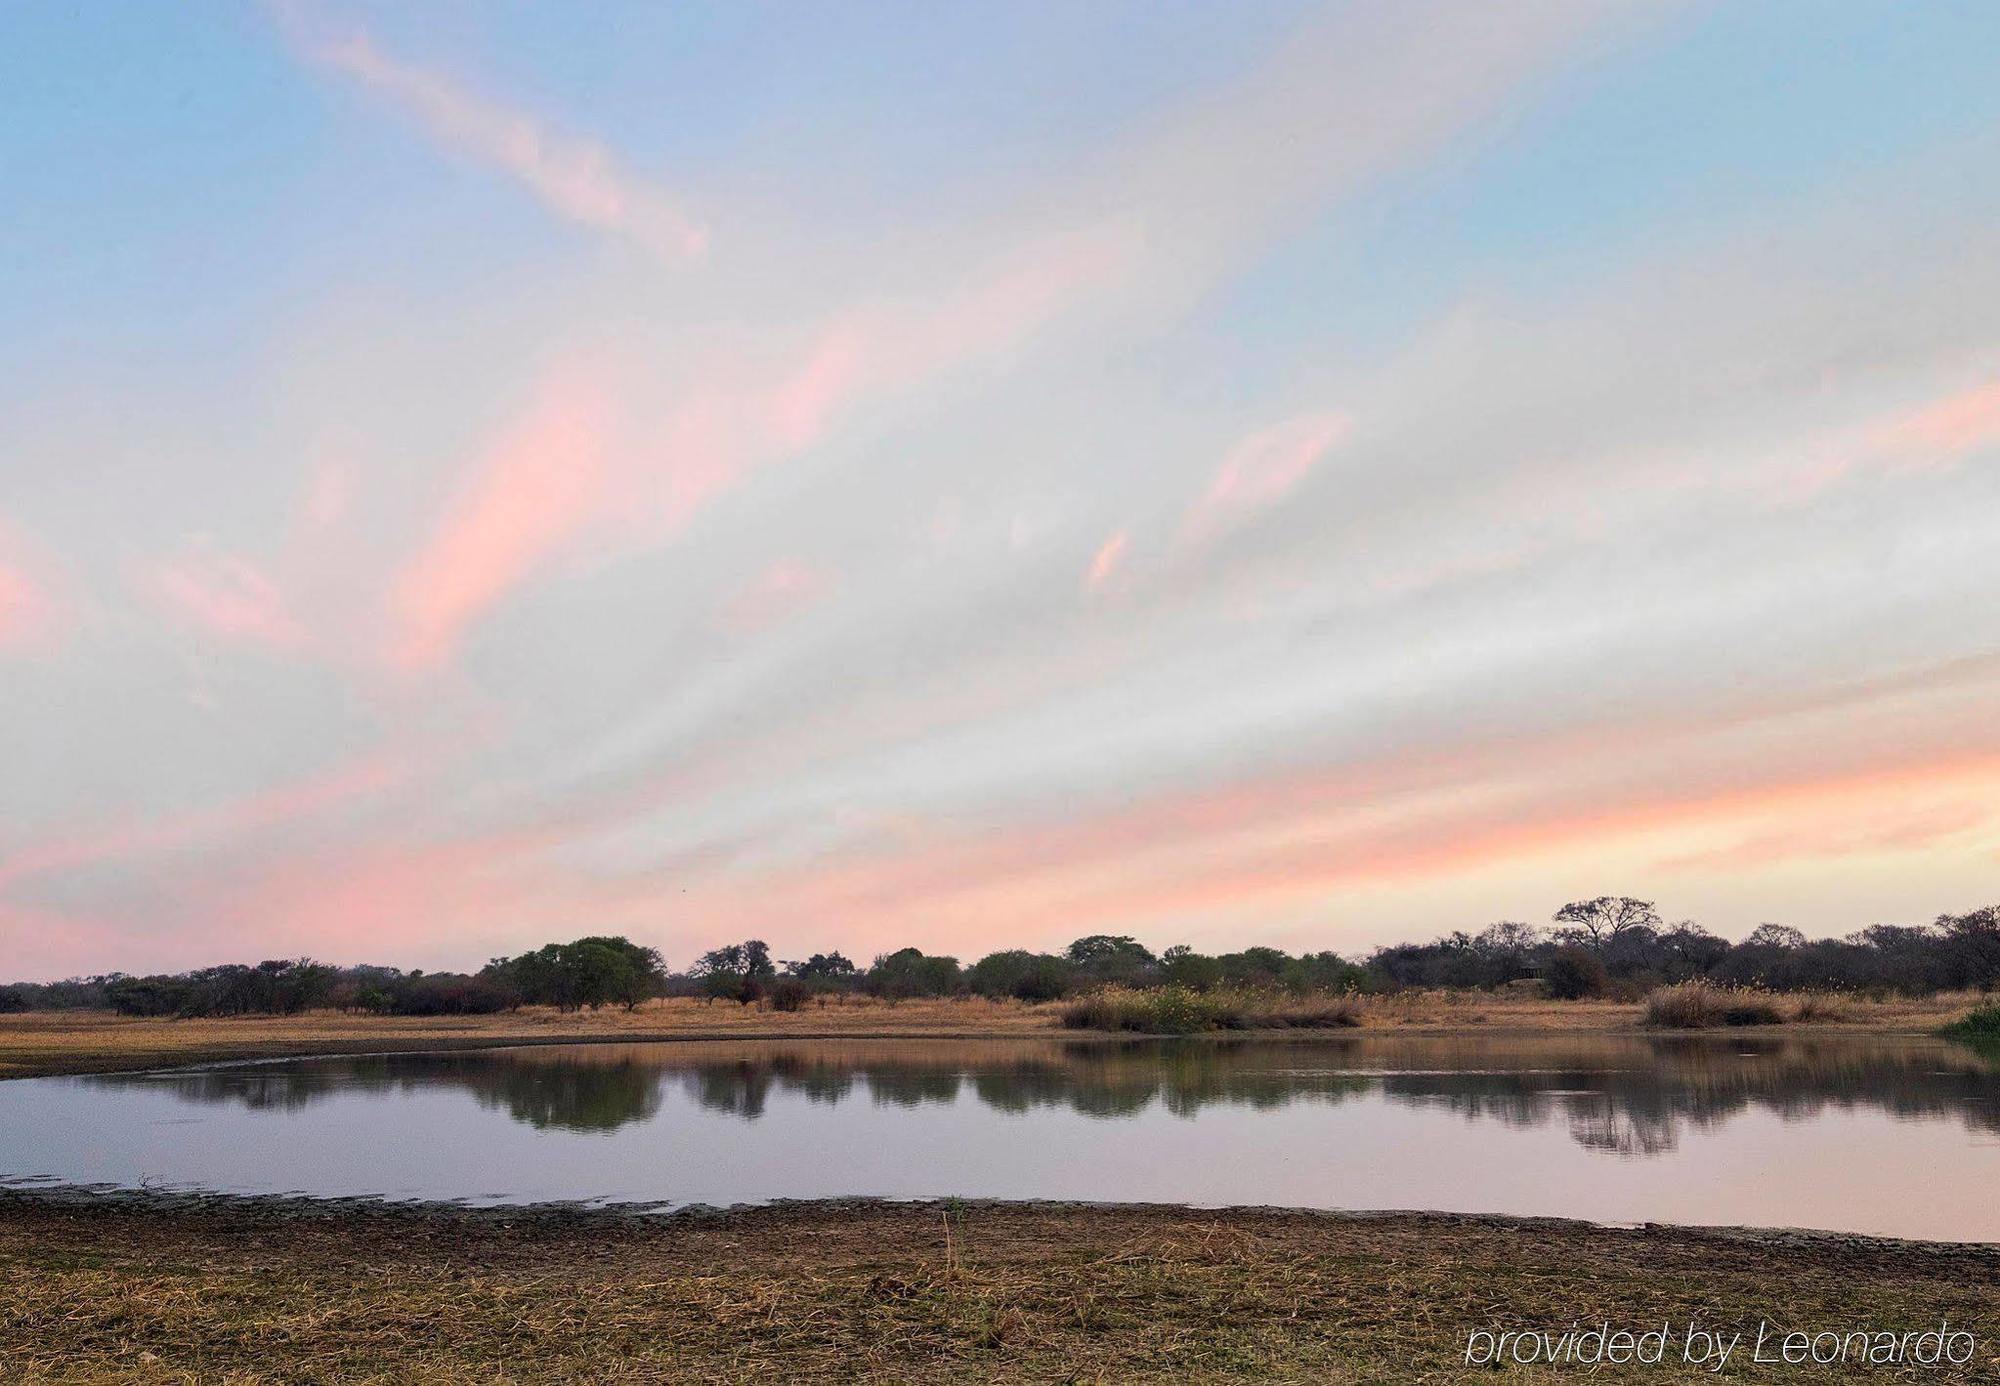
[1642,981,1783,1029]
[1060,986,1362,1035]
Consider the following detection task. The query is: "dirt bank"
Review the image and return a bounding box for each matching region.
[2,1190,1994,1383]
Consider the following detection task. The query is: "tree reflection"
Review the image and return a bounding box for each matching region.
[91,1034,2000,1153]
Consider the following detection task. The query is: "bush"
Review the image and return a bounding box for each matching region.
[767,979,811,1012]
[1060,986,1361,1035]
[965,950,1074,1002]
[1544,947,1609,1000]
[1939,1002,2000,1041]
[1643,982,1783,1029]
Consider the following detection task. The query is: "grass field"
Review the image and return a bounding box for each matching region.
[1,1194,1993,1383]
[1,990,1985,1079]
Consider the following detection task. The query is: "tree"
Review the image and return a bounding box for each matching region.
[787,951,858,984]
[966,950,1073,1001]
[694,939,776,1005]
[1939,906,2000,990]
[866,948,962,999]
[1745,923,1808,950]
[1553,897,1660,951]
[1064,935,1157,985]
[1544,946,1609,1000]
[484,937,665,1011]
[1160,945,1223,992]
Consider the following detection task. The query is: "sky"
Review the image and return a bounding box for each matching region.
[3,2,1999,981]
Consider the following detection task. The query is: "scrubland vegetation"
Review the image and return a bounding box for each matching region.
[3,897,1995,1047]
[1060,986,1361,1034]
[1940,1002,2000,1043]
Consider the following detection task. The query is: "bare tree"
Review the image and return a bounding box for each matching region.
[1552,896,1660,951]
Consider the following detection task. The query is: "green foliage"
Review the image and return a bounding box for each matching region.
[787,951,857,983]
[486,937,665,1012]
[1064,935,1157,985]
[966,950,1073,1001]
[1061,986,1361,1034]
[103,959,340,1018]
[1159,945,1222,992]
[1939,1002,2000,1042]
[866,947,962,998]
[692,939,774,1005]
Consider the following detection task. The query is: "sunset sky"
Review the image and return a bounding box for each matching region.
[4,2,1999,980]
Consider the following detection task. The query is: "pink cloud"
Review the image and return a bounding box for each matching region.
[0,558,53,651]
[1187,411,1349,535]
[0,747,417,895]
[153,548,303,649]
[1084,530,1128,591]
[1873,376,2000,459]
[288,19,706,263]
[387,233,1134,670]
[390,370,615,671]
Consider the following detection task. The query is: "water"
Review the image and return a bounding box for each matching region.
[3,1034,1996,1240]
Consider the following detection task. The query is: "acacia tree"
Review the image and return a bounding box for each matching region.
[694,939,775,1005]
[785,952,858,985]
[1552,897,1660,952]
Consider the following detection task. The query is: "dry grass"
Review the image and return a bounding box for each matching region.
[1643,985,1940,1030]
[2,989,1982,1080]
[1790,993,1859,1024]
[1644,983,1786,1029]
[2,1195,1994,1384]
[0,995,1056,1080]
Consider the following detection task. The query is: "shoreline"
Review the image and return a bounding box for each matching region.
[5,1190,1994,1382]
[2,996,1978,1081]
[6,1182,1998,1256]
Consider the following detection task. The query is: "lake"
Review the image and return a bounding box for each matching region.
[3,1034,1995,1240]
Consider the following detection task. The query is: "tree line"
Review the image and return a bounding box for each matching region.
[2,898,1995,1018]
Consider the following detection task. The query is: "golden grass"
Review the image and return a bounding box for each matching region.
[2,1197,1993,1383]
[0,995,1055,1079]
[1,990,1981,1080]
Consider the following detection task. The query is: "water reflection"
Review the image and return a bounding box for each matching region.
[87,1034,2000,1154]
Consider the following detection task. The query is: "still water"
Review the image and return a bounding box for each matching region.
[3,1035,1996,1240]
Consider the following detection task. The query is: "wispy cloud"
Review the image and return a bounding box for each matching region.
[151,545,304,650]
[281,12,707,263]
[1871,376,2000,460]
[1186,412,1349,538]
[1084,530,1128,592]
[390,367,615,671]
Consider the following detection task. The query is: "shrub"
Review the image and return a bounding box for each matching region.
[1544,947,1609,1000]
[1060,986,1361,1035]
[1644,982,1783,1029]
[1939,1002,2000,1041]
[767,979,811,1012]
